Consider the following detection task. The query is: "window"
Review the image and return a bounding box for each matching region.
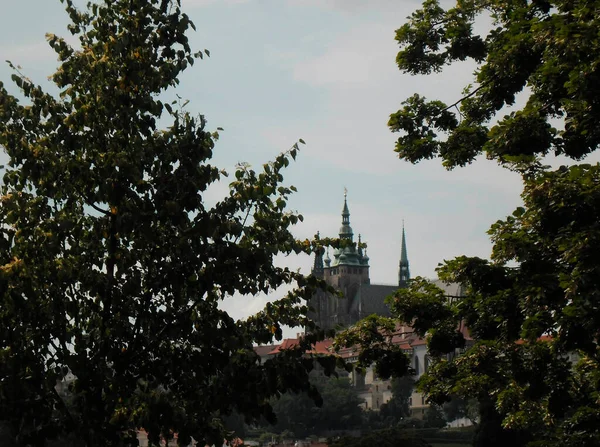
[421,396,425,405]
[414,356,420,376]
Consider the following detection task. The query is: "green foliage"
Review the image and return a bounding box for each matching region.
[388,168,600,443]
[268,377,364,438]
[334,315,412,380]
[389,0,600,168]
[329,426,432,447]
[380,376,415,424]
[0,1,330,446]
[354,0,600,445]
[424,405,446,429]
[442,396,479,424]
[328,428,429,447]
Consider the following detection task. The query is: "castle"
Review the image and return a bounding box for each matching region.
[307,191,440,332]
[303,192,467,416]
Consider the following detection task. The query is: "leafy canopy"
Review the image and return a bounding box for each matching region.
[390,0,600,168]
[345,0,600,445]
[267,377,364,438]
[0,1,334,446]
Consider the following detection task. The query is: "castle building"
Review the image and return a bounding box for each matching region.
[308,192,410,332]
[305,192,468,417]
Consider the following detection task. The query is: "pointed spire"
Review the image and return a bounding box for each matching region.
[342,187,350,219]
[339,188,353,240]
[399,221,410,288]
[312,231,324,277]
[401,221,408,263]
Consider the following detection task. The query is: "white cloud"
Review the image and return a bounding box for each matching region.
[292,22,398,87]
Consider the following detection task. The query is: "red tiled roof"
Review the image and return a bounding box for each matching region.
[254,320,473,359]
[266,338,333,355]
[254,344,278,357]
[516,334,553,345]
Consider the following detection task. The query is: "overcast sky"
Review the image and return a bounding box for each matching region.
[1,0,534,331]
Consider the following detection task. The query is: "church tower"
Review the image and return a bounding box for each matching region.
[398,223,410,288]
[308,191,371,331]
[324,190,370,289]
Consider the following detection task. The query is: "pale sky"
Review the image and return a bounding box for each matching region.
[1,0,531,329]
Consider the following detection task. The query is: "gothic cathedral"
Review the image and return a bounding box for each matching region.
[308,192,410,332]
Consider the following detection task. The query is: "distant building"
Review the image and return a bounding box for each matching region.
[303,192,468,416]
[307,192,410,332]
[307,192,464,333]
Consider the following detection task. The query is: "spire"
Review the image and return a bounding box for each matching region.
[399,221,410,288]
[401,222,408,264]
[312,231,324,277]
[339,188,353,240]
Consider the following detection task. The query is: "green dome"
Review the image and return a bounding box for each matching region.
[339,224,353,236]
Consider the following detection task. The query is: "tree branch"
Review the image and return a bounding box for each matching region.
[440,79,493,114]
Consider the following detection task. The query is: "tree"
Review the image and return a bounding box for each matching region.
[423,405,445,429]
[269,376,364,437]
[442,396,478,424]
[379,376,414,424]
[340,0,600,445]
[388,0,600,170]
[0,1,334,446]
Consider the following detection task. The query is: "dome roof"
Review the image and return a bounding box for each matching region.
[339,224,353,236]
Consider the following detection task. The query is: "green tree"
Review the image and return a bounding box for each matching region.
[423,405,446,429]
[380,376,415,424]
[388,0,600,169]
[0,1,334,446]
[270,376,364,437]
[339,0,600,445]
[442,396,478,424]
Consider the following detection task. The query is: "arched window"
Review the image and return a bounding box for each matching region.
[414,356,420,375]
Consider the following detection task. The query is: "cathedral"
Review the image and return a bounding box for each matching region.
[308,192,411,332]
